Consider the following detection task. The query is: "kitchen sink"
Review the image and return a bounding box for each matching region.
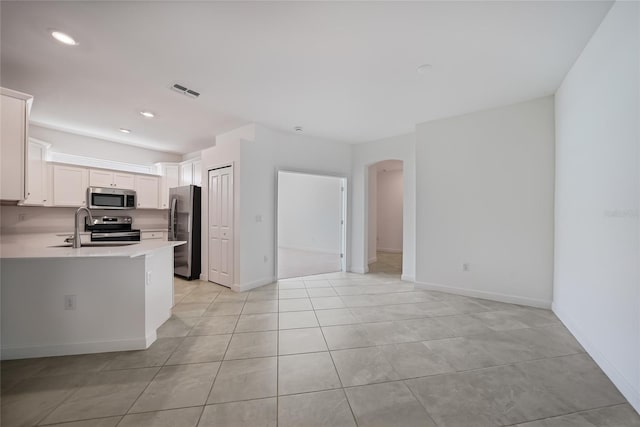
[49,242,140,248]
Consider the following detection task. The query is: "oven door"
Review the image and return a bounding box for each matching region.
[91,231,141,242]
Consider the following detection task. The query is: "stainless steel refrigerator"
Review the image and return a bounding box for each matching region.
[169,185,201,280]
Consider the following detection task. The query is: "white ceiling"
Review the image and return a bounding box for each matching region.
[1,1,612,154]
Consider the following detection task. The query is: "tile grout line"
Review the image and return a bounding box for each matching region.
[195,290,249,426]
[500,401,632,426]
[315,281,360,426]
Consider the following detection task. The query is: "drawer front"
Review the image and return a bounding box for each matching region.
[141,231,163,240]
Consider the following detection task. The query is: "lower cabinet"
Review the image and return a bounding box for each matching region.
[141,231,168,241]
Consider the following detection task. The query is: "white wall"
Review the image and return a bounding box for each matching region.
[415,96,555,308]
[30,125,182,165]
[377,167,403,253]
[351,133,416,279]
[200,124,351,291]
[367,165,377,263]
[277,171,343,254]
[553,1,640,413]
[238,125,351,290]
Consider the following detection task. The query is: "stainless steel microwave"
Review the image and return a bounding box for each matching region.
[87,187,136,210]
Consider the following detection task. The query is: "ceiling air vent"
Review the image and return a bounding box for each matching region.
[171,83,200,98]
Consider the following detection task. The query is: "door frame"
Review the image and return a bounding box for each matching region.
[275,168,348,280]
[207,162,234,287]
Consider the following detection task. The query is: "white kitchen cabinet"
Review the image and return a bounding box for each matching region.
[192,160,202,186]
[155,163,180,209]
[20,140,50,206]
[0,88,33,201]
[180,162,192,186]
[89,169,135,189]
[52,165,89,207]
[179,158,202,186]
[135,175,159,209]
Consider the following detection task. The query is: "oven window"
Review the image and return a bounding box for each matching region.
[92,194,124,207]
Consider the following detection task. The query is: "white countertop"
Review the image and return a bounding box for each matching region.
[0,239,186,259]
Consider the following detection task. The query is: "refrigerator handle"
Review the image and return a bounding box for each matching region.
[170,197,178,240]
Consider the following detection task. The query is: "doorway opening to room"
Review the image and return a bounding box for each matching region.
[276,170,347,279]
[367,160,403,275]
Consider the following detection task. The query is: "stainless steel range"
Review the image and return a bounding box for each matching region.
[85,216,141,242]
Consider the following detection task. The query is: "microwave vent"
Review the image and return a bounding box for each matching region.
[171,83,200,98]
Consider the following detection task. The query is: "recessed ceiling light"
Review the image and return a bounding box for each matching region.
[294,126,303,132]
[417,64,432,74]
[140,111,155,118]
[51,30,78,46]
[119,128,131,134]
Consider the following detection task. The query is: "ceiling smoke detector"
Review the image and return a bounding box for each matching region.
[171,83,201,98]
[417,64,432,74]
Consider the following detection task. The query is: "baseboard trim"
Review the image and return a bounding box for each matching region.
[199,273,205,281]
[552,303,640,414]
[232,277,276,293]
[350,267,367,274]
[414,280,552,309]
[377,248,403,254]
[401,274,415,282]
[1,336,150,360]
[368,257,378,264]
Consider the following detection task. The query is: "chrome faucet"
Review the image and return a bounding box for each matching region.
[73,207,94,248]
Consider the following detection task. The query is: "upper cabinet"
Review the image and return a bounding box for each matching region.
[192,160,202,186]
[20,139,50,206]
[135,175,159,209]
[89,169,135,189]
[52,164,89,207]
[155,163,180,209]
[0,88,33,201]
[179,157,202,187]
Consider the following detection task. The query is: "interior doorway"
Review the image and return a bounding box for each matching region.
[367,160,403,275]
[277,170,347,279]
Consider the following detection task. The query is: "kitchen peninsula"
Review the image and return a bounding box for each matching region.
[0,239,185,359]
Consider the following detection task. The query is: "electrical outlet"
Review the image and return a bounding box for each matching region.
[17,213,26,222]
[64,295,76,310]
[462,263,470,272]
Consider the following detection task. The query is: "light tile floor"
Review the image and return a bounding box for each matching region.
[2,270,640,427]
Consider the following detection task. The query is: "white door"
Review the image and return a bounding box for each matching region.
[208,166,233,286]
